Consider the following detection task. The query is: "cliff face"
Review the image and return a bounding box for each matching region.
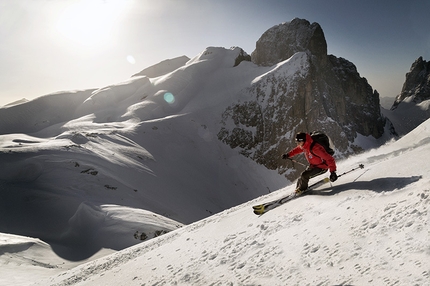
[392,56,430,110]
[386,56,430,136]
[326,56,384,139]
[218,18,389,178]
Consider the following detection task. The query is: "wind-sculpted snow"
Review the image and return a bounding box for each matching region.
[0,90,94,135]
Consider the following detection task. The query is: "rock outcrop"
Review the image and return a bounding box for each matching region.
[385,56,430,136]
[251,18,327,66]
[391,56,430,110]
[218,18,390,178]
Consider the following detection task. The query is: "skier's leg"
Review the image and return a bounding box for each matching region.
[296,167,327,191]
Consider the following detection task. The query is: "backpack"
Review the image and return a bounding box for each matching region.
[310,131,335,156]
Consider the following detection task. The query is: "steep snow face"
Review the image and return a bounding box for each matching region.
[383,97,430,136]
[32,118,430,286]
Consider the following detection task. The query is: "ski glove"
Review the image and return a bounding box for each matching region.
[330,171,338,182]
[282,153,290,160]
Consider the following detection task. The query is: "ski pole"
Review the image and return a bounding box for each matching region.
[287,158,307,167]
[287,157,364,177]
[337,164,364,178]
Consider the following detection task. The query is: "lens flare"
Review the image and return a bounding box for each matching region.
[127,55,136,64]
[164,92,175,104]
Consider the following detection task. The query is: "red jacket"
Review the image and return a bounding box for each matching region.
[287,133,336,172]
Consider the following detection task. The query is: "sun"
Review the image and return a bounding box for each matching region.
[55,0,130,48]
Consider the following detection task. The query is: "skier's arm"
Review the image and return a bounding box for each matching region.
[287,146,304,158]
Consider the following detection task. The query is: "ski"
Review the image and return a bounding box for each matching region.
[252,177,330,215]
[252,164,364,215]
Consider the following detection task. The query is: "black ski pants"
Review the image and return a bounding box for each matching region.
[296,166,328,191]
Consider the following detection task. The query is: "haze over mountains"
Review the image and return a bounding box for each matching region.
[0,18,429,285]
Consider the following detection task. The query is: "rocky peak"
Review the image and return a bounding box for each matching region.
[218,19,390,179]
[251,18,327,66]
[391,56,430,110]
[385,56,430,136]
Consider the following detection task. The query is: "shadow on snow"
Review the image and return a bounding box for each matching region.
[309,176,422,196]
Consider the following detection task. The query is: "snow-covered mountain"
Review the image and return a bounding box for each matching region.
[221,18,393,179]
[1,18,428,285]
[0,47,290,263]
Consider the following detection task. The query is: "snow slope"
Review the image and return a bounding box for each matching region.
[32,119,430,286]
[0,47,289,283]
[382,97,430,136]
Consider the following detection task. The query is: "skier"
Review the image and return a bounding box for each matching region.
[282,132,337,194]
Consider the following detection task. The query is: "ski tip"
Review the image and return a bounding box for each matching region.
[253,210,264,215]
[253,204,265,215]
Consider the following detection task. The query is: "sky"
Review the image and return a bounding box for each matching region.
[1,0,429,107]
